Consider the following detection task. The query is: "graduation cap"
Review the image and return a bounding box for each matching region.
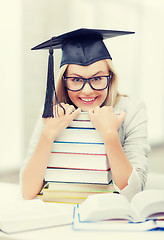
[31,28,135,118]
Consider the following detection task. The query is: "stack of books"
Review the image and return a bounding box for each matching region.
[38,112,114,203]
[38,182,114,204]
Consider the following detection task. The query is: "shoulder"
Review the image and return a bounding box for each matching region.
[114,96,148,130]
[114,96,146,113]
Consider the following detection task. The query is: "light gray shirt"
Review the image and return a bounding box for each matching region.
[20,96,151,200]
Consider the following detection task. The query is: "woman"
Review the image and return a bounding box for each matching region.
[20,29,150,200]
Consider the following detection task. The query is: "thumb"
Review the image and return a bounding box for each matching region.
[70,108,81,120]
[87,109,95,122]
[118,110,126,122]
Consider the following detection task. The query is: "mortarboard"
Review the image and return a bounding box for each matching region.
[31,28,135,118]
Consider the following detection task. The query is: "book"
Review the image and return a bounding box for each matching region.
[42,189,114,199]
[69,111,94,128]
[74,190,164,223]
[55,127,104,143]
[55,111,103,144]
[43,111,112,203]
[0,199,73,233]
[45,168,112,184]
[37,182,115,204]
[48,181,115,192]
[51,141,106,154]
[48,152,109,170]
[73,207,164,231]
[37,195,86,204]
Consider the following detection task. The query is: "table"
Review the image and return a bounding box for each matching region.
[0,172,164,240]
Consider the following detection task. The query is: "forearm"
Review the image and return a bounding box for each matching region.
[21,130,54,199]
[103,131,133,190]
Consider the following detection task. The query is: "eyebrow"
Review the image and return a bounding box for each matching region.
[69,71,107,77]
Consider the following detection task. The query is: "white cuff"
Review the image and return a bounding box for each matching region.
[113,167,142,201]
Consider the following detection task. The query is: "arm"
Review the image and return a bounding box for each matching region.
[21,104,81,199]
[88,106,132,190]
[119,100,150,197]
[88,99,150,199]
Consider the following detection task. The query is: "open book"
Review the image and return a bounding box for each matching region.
[75,190,164,222]
[0,199,74,233]
[72,190,164,231]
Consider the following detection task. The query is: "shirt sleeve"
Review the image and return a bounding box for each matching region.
[114,98,151,200]
[113,167,142,201]
[19,115,44,184]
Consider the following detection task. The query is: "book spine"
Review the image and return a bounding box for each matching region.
[45,112,111,184]
[51,141,106,154]
[69,120,94,128]
[55,127,104,143]
[45,168,112,184]
[48,152,109,171]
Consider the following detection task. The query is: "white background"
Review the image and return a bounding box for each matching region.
[0,0,164,170]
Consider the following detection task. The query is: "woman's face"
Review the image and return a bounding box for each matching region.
[65,60,109,111]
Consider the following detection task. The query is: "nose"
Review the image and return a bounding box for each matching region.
[81,82,94,94]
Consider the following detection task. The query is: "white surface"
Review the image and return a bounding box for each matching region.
[0,224,163,240]
[0,172,164,240]
[0,0,23,170]
[145,172,164,190]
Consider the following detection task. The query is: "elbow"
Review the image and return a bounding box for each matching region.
[22,190,36,200]
[21,183,38,200]
[20,176,42,200]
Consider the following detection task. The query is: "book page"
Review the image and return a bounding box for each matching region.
[78,193,136,221]
[73,206,156,231]
[130,190,164,221]
[0,199,73,233]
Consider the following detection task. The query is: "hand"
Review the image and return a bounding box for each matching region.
[88,106,126,140]
[43,103,81,140]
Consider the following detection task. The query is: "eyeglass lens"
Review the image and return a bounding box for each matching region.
[65,76,109,91]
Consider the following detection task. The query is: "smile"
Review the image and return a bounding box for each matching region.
[79,97,97,104]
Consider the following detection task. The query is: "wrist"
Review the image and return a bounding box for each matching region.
[102,129,119,144]
[42,127,56,143]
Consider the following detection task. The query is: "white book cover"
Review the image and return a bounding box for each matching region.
[51,141,106,154]
[55,127,104,143]
[45,168,112,184]
[48,152,109,170]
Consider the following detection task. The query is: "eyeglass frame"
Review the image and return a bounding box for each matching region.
[63,73,112,92]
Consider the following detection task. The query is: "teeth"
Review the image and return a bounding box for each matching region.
[81,98,95,102]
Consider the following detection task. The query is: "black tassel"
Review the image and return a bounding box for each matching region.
[42,46,66,118]
[42,47,55,118]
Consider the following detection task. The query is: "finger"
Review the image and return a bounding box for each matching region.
[88,109,95,121]
[58,102,67,111]
[53,104,66,117]
[118,110,126,121]
[88,108,94,114]
[107,106,114,113]
[88,108,94,116]
[94,106,100,111]
[63,103,70,109]
[88,106,100,115]
[60,102,65,106]
[69,108,81,120]
[114,111,120,115]
[66,105,76,115]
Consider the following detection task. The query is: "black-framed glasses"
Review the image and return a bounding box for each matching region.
[63,73,112,92]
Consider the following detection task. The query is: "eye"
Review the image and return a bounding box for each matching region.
[92,76,102,81]
[71,77,83,82]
